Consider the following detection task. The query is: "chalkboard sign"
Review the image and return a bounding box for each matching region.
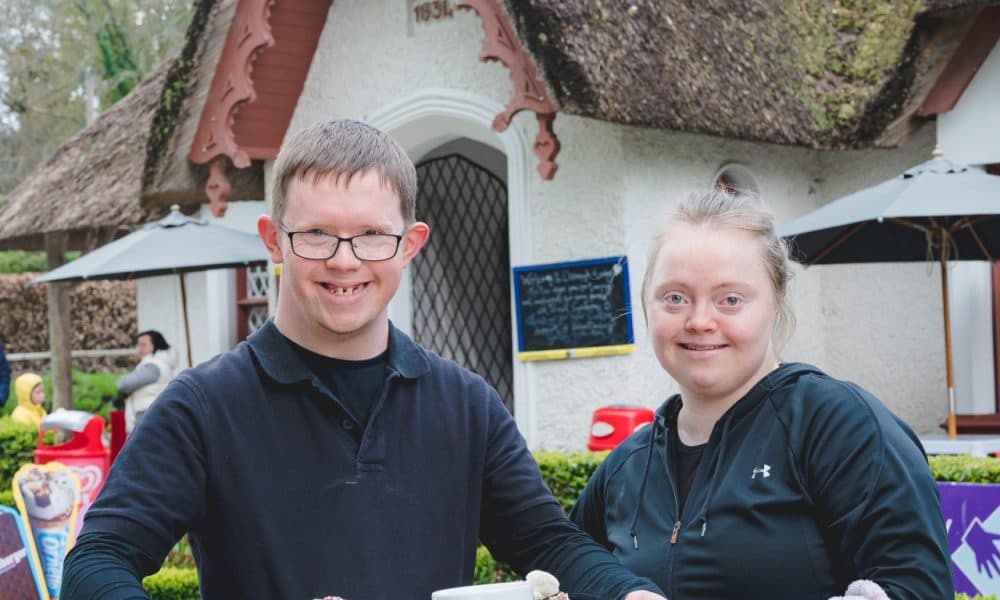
[512,257,635,361]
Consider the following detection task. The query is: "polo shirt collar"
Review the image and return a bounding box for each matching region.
[248,319,430,385]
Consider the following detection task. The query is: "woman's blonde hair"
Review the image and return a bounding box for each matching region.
[640,190,796,353]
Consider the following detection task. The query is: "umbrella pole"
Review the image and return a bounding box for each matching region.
[940,230,957,440]
[179,273,193,368]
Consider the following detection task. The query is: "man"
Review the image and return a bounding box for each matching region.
[62,120,665,599]
[116,330,178,434]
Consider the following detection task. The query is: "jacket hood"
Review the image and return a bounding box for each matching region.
[14,372,43,409]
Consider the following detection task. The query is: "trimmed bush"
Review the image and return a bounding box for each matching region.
[533,450,608,514]
[0,418,39,506]
[930,455,1000,484]
[143,567,200,600]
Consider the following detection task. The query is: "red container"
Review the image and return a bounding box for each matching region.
[35,411,110,533]
[587,405,655,451]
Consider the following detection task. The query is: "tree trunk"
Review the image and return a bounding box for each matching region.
[45,231,73,411]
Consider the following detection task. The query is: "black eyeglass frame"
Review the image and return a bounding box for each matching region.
[277,224,405,262]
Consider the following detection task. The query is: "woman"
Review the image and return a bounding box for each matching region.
[116,329,178,434]
[570,191,952,599]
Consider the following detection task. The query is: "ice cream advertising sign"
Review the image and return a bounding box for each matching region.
[0,506,47,600]
[13,463,81,600]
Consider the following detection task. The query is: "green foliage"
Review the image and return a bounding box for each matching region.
[69,369,122,419]
[956,595,996,600]
[930,455,1000,484]
[474,544,517,585]
[0,250,82,273]
[0,417,37,498]
[96,20,139,104]
[0,251,47,273]
[142,567,200,600]
[533,450,608,514]
[0,0,191,194]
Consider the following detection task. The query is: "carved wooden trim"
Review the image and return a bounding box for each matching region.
[456,0,560,180]
[189,0,275,214]
[205,156,232,217]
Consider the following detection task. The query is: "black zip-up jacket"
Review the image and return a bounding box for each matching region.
[571,363,953,599]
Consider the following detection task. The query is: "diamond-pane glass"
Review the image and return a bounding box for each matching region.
[247,265,268,299]
[247,306,268,334]
[413,154,513,412]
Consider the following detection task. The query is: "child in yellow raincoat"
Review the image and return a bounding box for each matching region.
[11,372,47,428]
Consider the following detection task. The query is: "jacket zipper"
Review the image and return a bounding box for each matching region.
[670,520,681,544]
[662,428,682,596]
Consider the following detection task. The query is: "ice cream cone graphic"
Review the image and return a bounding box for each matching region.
[13,463,80,600]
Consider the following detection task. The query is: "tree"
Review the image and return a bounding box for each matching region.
[0,0,192,195]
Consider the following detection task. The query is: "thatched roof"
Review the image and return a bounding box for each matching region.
[505,0,995,148]
[0,57,177,251]
[0,0,994,250]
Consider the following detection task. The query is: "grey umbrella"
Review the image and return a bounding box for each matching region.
[34,205,268,366]
[779,150,1000,439]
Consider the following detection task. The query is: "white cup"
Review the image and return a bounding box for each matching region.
[431,581,533,600]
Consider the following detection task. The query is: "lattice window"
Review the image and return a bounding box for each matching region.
[237,264,269,340]
[413,154,513,411]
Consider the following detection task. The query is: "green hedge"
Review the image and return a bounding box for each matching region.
[930,455,1000,483]
[143,567,200,600]
[0,418,39,506]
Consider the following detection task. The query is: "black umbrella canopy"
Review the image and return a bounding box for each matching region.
[780,153,1000,265]
[778,151,1000,440]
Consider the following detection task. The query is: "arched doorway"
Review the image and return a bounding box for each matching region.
[412,145,513,410]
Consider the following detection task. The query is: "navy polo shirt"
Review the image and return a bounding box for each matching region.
[70,321,659,599]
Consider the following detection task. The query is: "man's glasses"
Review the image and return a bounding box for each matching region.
[278,225,404,262]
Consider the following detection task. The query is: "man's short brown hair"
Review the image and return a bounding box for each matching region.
[270,120,417,224]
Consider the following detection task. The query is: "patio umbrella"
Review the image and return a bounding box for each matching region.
[778,150,1000,439]
[34,205,268,367]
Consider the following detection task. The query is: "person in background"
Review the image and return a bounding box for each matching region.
[0,341,10,409]
[62,120,666,600]
[116,330,178,434]
[570,190,952,600]
[11,372,47,428]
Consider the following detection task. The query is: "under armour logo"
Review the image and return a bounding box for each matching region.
[751,464,771,479]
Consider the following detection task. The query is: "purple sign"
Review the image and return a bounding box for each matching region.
[939,482,1000,595]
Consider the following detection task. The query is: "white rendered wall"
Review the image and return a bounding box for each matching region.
[937,40,1000,165]
[280,0,975,447]
[949,262,997,414]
